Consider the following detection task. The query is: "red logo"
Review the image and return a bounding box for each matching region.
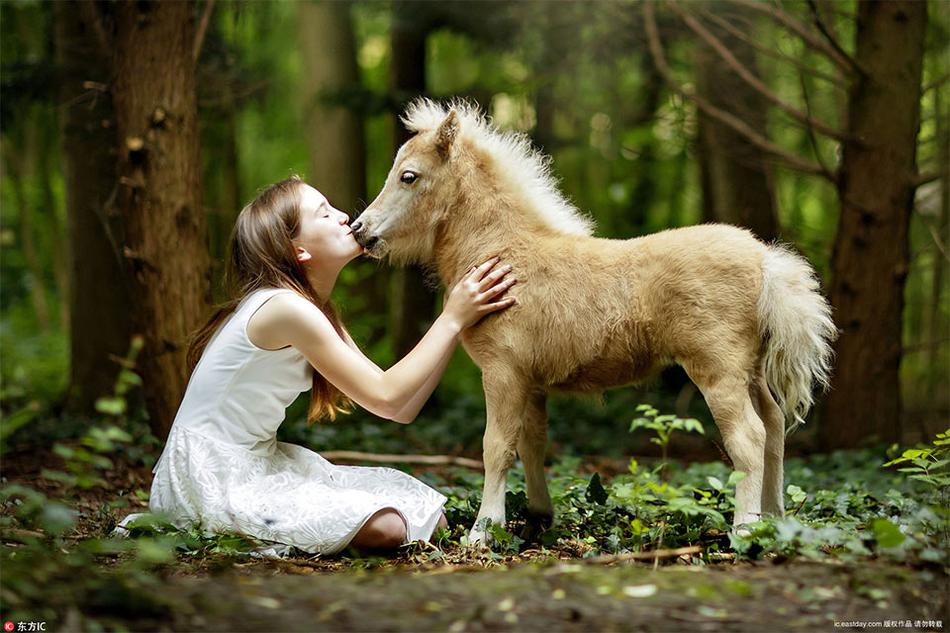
[3,622,14,632]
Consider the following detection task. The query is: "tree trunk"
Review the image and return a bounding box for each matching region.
[695,5,779,242]
[297,0,365,213]
[37,111,71,333]
[822,1,927,449]
[54,1,135,415]
[625,54,663,236]
[201,76,242,294]
[925,84,948,425]
[390,1,436,358]
[113,0,212,439]
[296,0,387,343]
[3,132,51,334]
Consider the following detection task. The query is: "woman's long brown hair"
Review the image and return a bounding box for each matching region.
[185,175,353,424]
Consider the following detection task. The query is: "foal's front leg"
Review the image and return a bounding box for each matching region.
[469,374,527,545]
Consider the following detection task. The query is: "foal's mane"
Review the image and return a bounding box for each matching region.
[401,98,595,237]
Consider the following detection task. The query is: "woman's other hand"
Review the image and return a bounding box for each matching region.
[442,256,517,330]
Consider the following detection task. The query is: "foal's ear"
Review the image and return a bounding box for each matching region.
[435,109,459,159]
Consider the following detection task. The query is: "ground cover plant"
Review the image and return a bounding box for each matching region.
[2,390,946,631]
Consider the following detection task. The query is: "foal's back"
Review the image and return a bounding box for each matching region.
[463,223,769,391]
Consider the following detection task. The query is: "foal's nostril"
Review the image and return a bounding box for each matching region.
[350,219,363,233]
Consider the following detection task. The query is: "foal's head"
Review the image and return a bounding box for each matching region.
[353,98,594,264]
[352,108,466,264]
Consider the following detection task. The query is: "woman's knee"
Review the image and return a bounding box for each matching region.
[355,508,406,550]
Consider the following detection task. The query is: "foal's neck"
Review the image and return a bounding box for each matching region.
[432,185,549,285]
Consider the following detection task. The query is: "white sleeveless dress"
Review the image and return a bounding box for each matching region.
[142,287,446,554]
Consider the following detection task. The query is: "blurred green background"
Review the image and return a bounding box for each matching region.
[1,0,947,460]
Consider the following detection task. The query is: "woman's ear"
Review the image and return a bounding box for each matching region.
[296,246,312,263]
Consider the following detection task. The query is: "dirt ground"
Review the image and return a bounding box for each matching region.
[4,444,948,632]
[85,556,943,633]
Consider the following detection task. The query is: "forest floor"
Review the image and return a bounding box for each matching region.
[117,554,946,633]
[2,442,948,632]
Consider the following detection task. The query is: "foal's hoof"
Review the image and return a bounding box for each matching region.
[464,529,492,549]
[520,509,554,543]
[524,509,554,529]
[732,512,763,537]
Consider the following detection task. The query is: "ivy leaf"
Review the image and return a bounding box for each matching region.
[871,518,905,549]
[95,397,126,416]
[586,473,609,505]
[786,484,807,505]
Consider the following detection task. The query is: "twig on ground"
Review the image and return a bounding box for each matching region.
[319,451,483,470]
[583,544,701,565]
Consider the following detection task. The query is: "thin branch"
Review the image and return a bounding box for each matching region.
[193,0,216,63]
[807,0,864,77]
[319,450,484,470]
[697,7,844,88]
[728,0,858,75]
[642,1,835,182]
[670,1,847,142]
[799,72,834,176]
[914,171,946,188]
[923,73,949,94]
[918,214,950,263]
[902,338,950,354]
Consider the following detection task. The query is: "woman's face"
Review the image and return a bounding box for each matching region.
[293,184,363,266]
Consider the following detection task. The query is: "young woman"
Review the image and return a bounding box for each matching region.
[146,175,516,555]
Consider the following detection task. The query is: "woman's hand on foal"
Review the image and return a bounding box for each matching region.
[443,256,517,330]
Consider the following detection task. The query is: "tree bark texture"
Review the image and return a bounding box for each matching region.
[113,0,212,439]
[695,5,779,242]
[54,0,134,415]
[822,1,927,449]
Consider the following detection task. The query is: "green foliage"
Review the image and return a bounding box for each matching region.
[629,403,705,470]
[38,336,156,490]
[1,337,182,628]
[425,413,948,567]
[883,428,950,492]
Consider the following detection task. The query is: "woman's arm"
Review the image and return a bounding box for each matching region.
[389,348,452,423]
[262,258,515,420]
[342,328,442,424]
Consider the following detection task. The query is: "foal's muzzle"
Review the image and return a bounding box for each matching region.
[350,218,380,251]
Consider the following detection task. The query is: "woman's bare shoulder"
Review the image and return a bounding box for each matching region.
[246,290,328,350]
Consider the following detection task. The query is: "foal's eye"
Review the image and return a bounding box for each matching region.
[400,171,418,185]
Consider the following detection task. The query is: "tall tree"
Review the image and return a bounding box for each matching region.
[822,1,928,448]
[53,0,134,414]
[390,0,437,358]
[196,2,246,293]
[296,0,388,343]
[695,4,779,242]
[645,1,934,448]
[2,123,51,334]
[112,0,212,439]
[297,0,366,213]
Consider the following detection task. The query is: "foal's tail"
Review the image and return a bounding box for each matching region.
[756,244,838,434]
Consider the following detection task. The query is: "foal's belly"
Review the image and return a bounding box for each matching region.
[545,351,664,393]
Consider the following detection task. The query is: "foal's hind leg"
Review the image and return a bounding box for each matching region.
[469,371,528,545]
[689,370,767,526]
[753,375,786,517]
[518,391,553,524]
